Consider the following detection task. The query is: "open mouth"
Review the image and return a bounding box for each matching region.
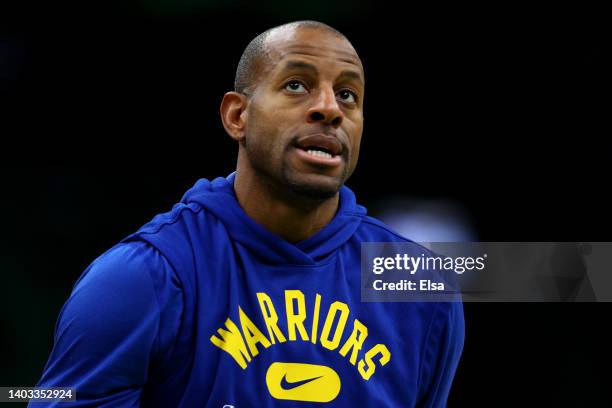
[294,133,343,161]
[302,147,335,160]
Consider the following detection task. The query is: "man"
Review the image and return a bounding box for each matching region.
[32,20,464,407]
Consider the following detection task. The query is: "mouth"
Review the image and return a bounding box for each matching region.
[293,133,344,165]
[303,148,335,160]
[293,147,342,167]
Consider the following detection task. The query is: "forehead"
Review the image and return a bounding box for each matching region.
[263,27,364,80]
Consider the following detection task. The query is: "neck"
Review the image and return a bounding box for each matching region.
[233,169,339,243]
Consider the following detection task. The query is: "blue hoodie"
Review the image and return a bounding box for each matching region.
[32,173,464,407]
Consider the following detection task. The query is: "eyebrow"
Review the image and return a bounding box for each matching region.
[281,60,364,86]
[282,60,318,76]
[338,69,364,85]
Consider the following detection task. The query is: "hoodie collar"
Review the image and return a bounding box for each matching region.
[181,172,366,266]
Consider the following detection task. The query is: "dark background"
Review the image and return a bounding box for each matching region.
[2,1,610,406]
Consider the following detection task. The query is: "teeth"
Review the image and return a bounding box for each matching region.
[306,149,333,159]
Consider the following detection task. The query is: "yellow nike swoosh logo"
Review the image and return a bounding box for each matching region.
[266,362,341,402]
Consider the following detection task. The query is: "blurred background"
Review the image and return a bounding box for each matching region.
[1,0,610,406]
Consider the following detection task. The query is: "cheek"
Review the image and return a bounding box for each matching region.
[246,105,274,147]
[350,140,362,170]
[252,102,300,143]
[246,105,292,162]
[348,123,364,165]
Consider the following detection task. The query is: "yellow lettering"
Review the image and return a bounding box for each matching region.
[339,319,369,365]
[210,318,252,369]
[311,293,322,345]
[358,344,391,380]
[256,292,287,344]
[239,306,271,357]
[285,290,309,341]
[320,301,350,351]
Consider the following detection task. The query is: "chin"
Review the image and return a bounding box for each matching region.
[284,173,343,200]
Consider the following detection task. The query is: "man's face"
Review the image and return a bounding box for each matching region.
[242,27,365,199]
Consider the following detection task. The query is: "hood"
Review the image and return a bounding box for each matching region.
[180,172,367,266]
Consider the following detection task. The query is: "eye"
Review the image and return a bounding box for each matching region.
[284,80,307,93]
[337,89,357,103]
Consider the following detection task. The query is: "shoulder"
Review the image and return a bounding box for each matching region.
[128,202,208,238]
[62,240,185,352]
[359,215,412,241]
[354,215,465,353]
[55,241,184,364]
[67,241,182,330]
[75,241,177,296]
[356,215,433,252]
[36,241,184,398]
[119,201,223,277]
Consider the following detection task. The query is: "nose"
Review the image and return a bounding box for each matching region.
[306,83,343,128]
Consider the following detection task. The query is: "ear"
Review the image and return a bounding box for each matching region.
[220,91,249,142]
